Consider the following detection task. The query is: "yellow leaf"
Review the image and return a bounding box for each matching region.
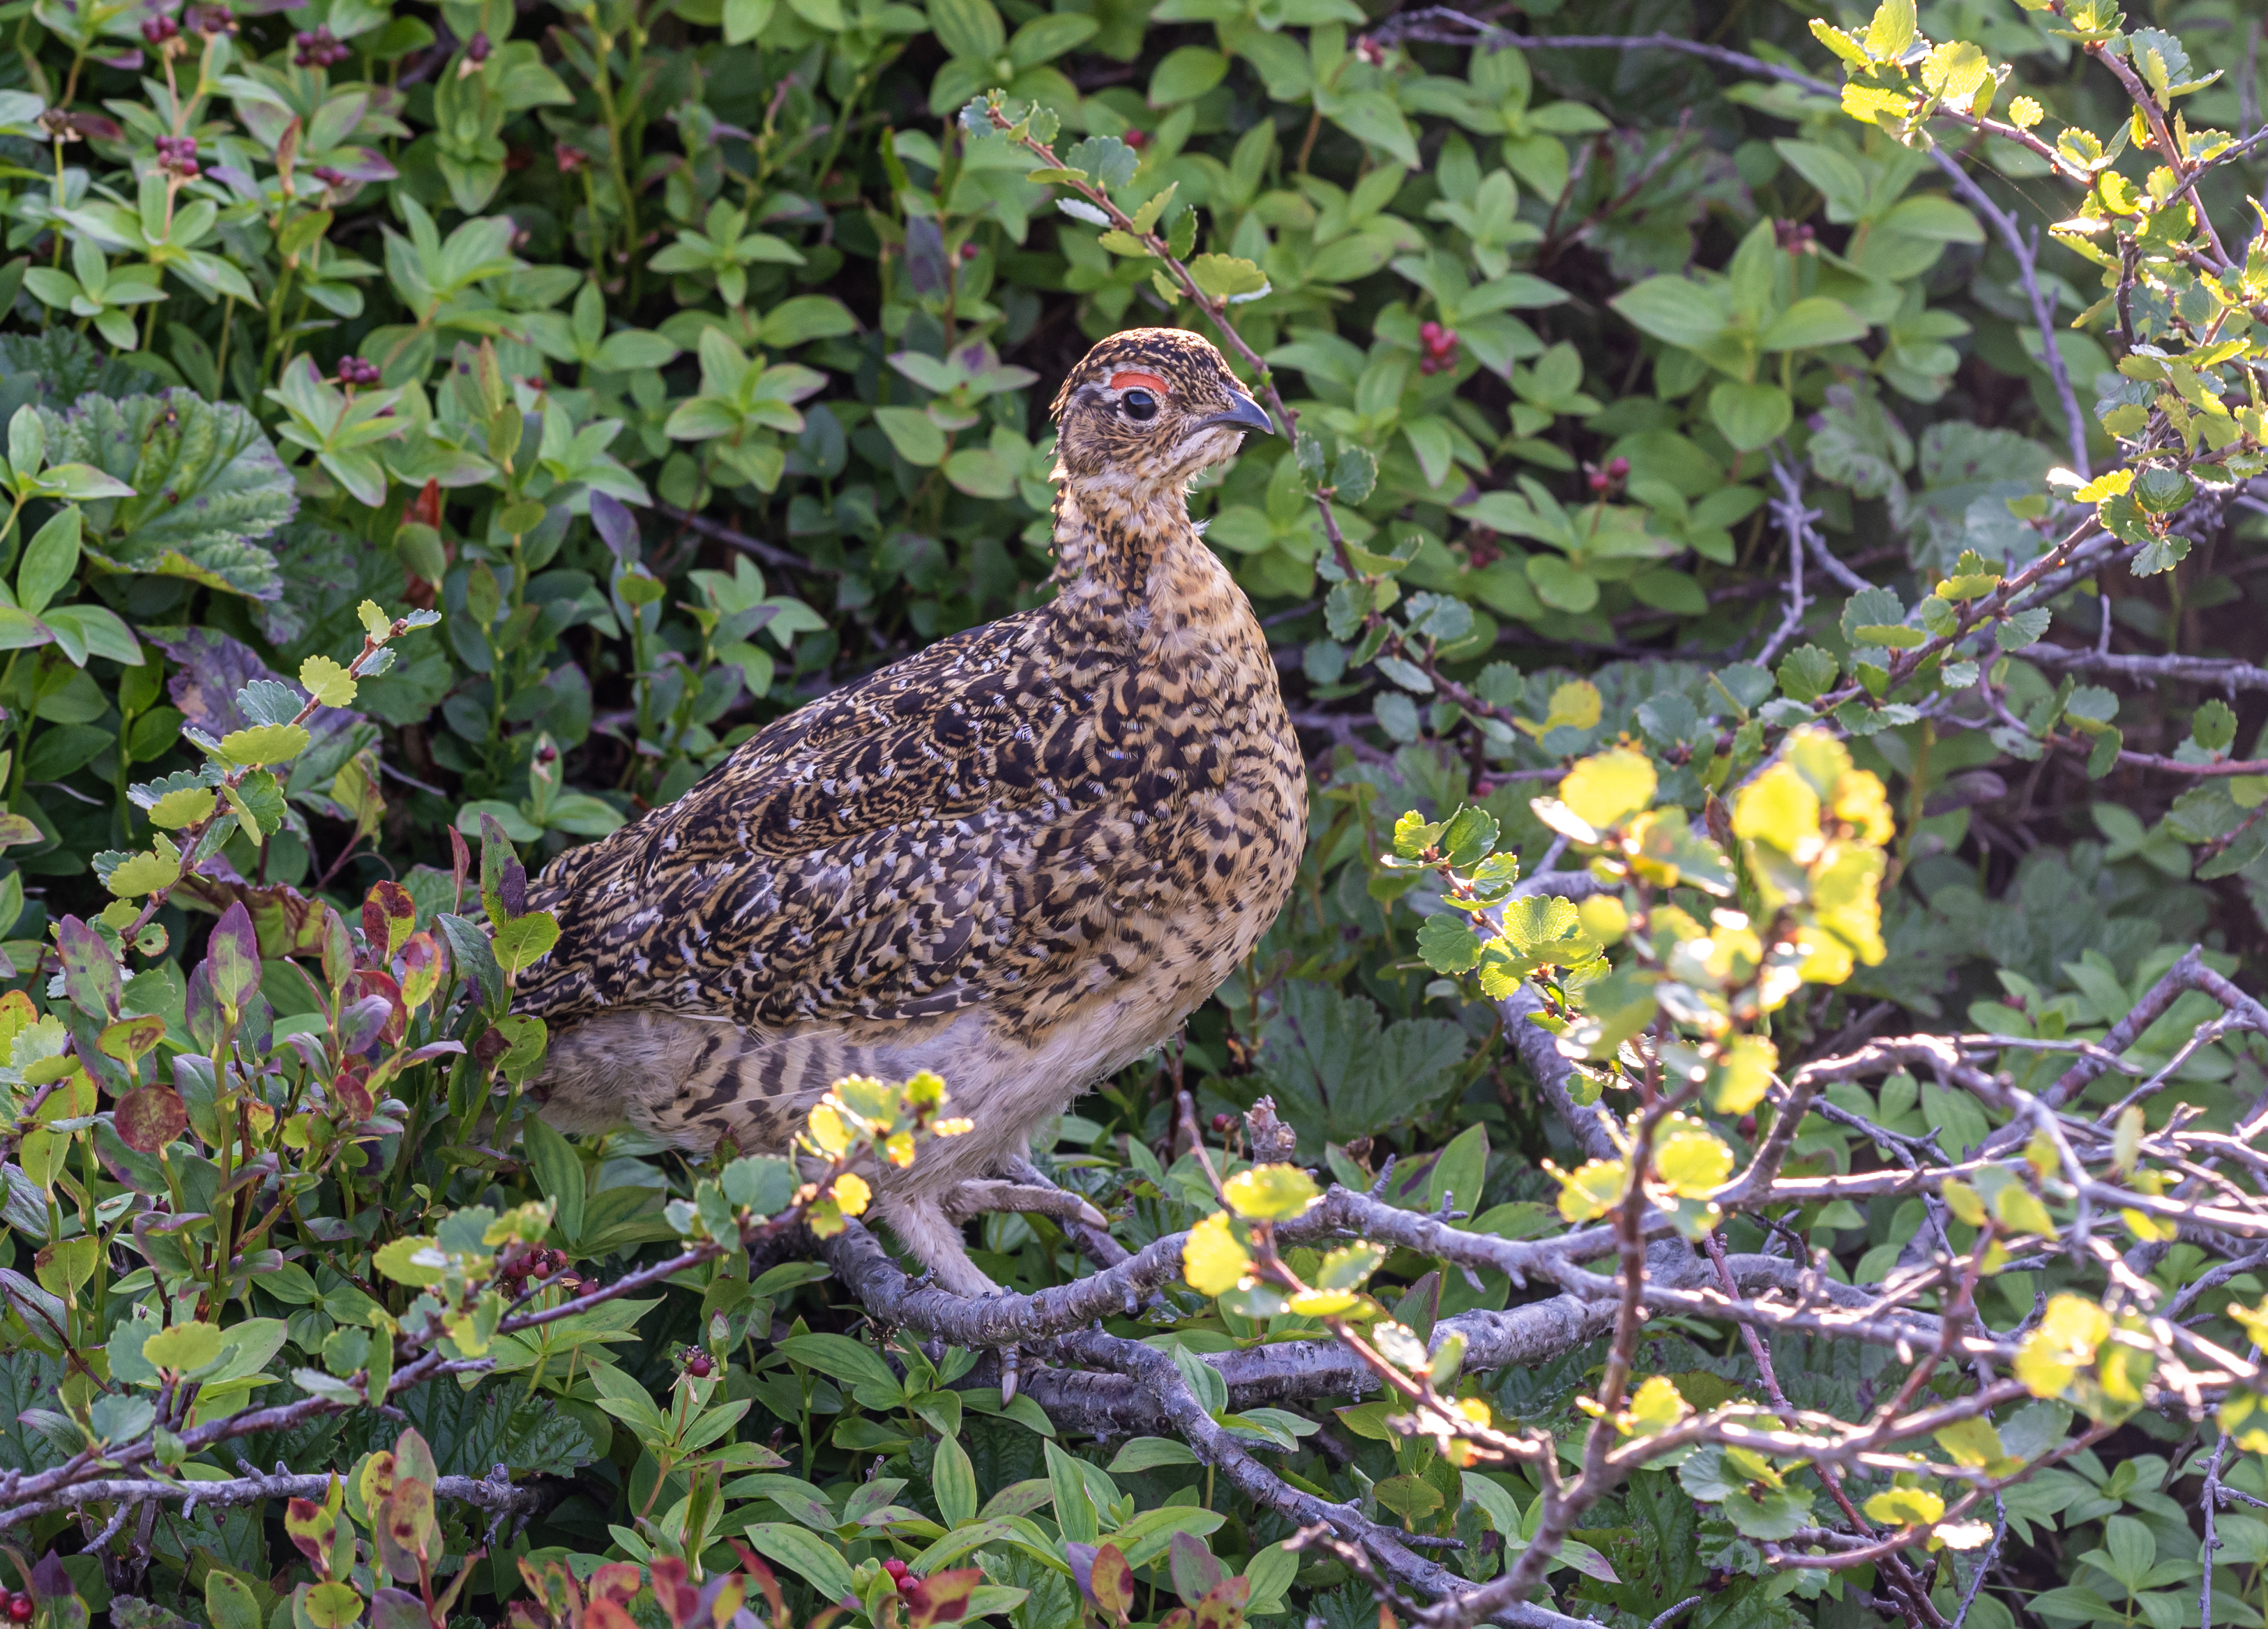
[804,1103,851,1156]
[1651,1118,1733,1197]
[1520,676,1601,738]
[1623,1374,1688,1435]
[146,786,217,830]
[300,653,358,708]
[1183,1211,1252,1296]
[1552,1158,1626,1222]
[1811,845,1887,964]
[1559,748,1658,833]
[1732,762,1821,854]
[831,1172,871,1217]
[1831,770,1895,846]
[1223,1162,1321,1222]
[1707,1034,1777,1115]
[2013,1294,2110,1397]
[1863,1487,1945,1526]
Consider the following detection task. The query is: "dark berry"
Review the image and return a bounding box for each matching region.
[1588,471,1610,492]
[960,243,979,261]
[682,1348,714,1377]
[466,30,490,61]
[140,15,178,43]
[1608,455,1630,478]
[7,1595,31,1624]
[1122,128,1147,149]
[882,1558,910,1585]
[1211,1113,1233,1133]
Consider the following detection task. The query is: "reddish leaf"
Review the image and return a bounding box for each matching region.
[346,968,407,1046]
[1168,1531,1227,1607]
[903,1566,982,1628]
[584,1601,637,1629]
[114,1086,188,1153]
[284,1495,334,1569]
[1160,1612,1193,1629]
[728,1540,788,1623]
[650,1556,699,1627]
[589,1562,644,1605]
[363,879,416,962]
[517,1556,576,1620]
[505,1605,549,1629]
[204,900,261,1010]
[330,1069,374,1123]
[1090,1543,1135,1621]
[55,915,121,1020]
[1194,1575,1250,1629]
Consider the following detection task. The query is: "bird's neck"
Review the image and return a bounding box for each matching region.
[1045,480,1253,659]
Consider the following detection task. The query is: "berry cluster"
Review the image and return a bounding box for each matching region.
[335,356,381,387]
[1587,455,1630,495]
[139,14,178,45]
[679,1347,715,1378]
[188,4,234,33]
[1418,319,1459,374]
[882,1559,911,1589]
[494,1241,568,1298]
[293,25,349,66]
[154,135,199,178]
[5,1592,31,1623]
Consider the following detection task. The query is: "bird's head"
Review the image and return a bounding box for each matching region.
[1049,328,1276,497]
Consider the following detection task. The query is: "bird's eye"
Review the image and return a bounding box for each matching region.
[1120,388,1157,422]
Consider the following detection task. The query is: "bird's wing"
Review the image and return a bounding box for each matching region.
[517,612,1172,1031]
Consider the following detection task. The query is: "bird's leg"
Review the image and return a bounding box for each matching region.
[1003,1155,1129,1269]
[940,1178,1111,1232]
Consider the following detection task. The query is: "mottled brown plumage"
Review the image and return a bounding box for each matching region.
[517,328,1307,1293]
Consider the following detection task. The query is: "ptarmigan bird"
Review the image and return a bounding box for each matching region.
[516,328,1308,1298]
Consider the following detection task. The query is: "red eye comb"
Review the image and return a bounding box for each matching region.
[1107,370,1170,395]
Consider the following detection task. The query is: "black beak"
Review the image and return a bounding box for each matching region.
[1195,392,1277,436]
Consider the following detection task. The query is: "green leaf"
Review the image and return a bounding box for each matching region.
[1150,45,1228,105]
[743,1522,858,1602]
[1707,381,1792,453]
[1758,296,1868,351]
[14,504,79,616]
[1188,254,1269,303]
[489,911,561,976]
[39,390,296,600]
[872,406,947,467]
[1609,277,1728,349]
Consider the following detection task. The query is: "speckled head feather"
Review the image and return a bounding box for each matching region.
[1048,327,1275,490]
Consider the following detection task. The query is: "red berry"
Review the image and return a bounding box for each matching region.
[1211,1113,1234,1133]
[1421,320,1442,342]
[1588,471,1610,492]
[1437,328,1458,352]
[1608,456,1630,478]
[960,243,979,261]
[682,1349,714,1377]
[1419,357,1438,375]
[8,1594,31,1623]
[1123,128,1147,149]
[883,1558,911,1584]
